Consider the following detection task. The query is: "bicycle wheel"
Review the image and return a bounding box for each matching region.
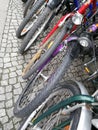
[18,80,81,130]
[19,6,54,54]
[22,25,62,79]
[23,0,37,17]
[22,20,73,79]
[14,41,80,118]
[16,0,45,38]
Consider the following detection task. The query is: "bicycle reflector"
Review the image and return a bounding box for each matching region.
[78,36,92,47]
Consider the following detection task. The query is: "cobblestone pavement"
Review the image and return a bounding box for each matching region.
[0,0,96,130]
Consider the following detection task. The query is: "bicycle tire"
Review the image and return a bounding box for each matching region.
[19,81,81,130]
[19,6,53,54]
[22,26,61,78]
[16,0,45,38]
[19,81,92,130]
[22,20,71,79]
[14,41,80,118]
[18,80,81,130]
[23,0,36,17]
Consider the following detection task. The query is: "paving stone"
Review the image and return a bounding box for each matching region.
[0,102,5,109]
[16,65,23,69]
[6,108,14,118]
[9,67,16,72]
[13,95,19,104]
[2,39,7,43]
[13,117,21,124]
[16,69,22,76]
[4,58,11,63]
[0,58,3,63]
[0,63,3,68]
[11,53,17,57]
[0,69,3,74]
[0,109,6,117]
[12,61,18,66]
[5,93,12,100]
[18,60,24,65]
[0,53,4,58]
[1,80,8,86]
[3,121,13,130]
[14,87,22,95]
[0,95,5,102]
[9,72,17,78]
[4,53,10,58]
[0,116,9,124]
[15,123,20,130]
[12,48,18,52]
[9,78,16,85]
[3,69,9,74]
[6,48,12,53]
[0,87,5,94]
[14,83,21,89]
[6,85,12,92]
[18,76,24,83]
[6,99,13,108]
[2,74,9,80]
[4,63,12,68]
[1,43,7,48]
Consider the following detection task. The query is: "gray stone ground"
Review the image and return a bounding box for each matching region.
[0,0,97,130]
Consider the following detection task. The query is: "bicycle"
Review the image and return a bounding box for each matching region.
[22,0,98,79]
[18,79,98,130]
[18,0,82,54]
[14,15,98,118]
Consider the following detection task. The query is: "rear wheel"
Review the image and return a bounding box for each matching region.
[18,80,81,130]
[22,26,62,79]
[22,20,72,79]
[14,42,80,118]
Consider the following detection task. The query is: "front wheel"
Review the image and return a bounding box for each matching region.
[18,80,81,130]
[22,22,69,79]
[14,42,80,118]
[19,6,54,54]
